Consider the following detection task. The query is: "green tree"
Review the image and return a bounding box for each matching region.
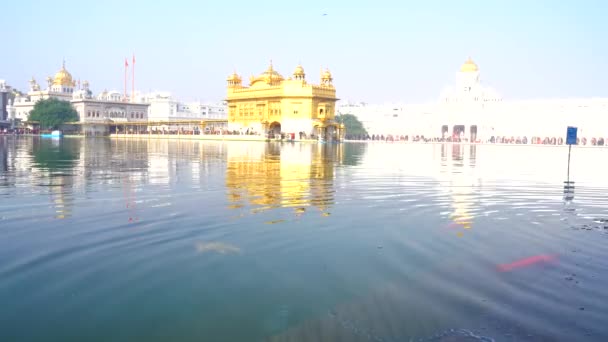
[336,113,367,137]
[28,98,79,130]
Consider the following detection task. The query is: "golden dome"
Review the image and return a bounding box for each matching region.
[321,69,332,79]
[261,61,284,80]
[53,61,74,87]
[293,64,305,76]
[249,61,284,86]
[460,57,479,72]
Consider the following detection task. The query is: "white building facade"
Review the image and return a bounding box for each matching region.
[339,58,608,145]
[137,92,227,132]
[10,62,149,135]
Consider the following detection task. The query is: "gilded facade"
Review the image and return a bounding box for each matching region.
[226,62,343,141]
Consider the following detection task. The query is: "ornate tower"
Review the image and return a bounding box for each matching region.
[29,77,40,92]
[321,69,333,86]
[293,64,305,81]
[227,71,242,88]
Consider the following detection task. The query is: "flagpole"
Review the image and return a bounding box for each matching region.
[132,54,135,102]
[124,58,128,101]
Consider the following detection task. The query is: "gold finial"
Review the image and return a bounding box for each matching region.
[460,57,478,72]
[62,58,66,69]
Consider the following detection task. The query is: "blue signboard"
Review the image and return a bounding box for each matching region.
[566,126,577,145]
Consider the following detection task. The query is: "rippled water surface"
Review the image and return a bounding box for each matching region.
[1,136,608,342]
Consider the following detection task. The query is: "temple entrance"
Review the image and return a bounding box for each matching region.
[452,125,465,141]
[268,122,281,138]
[470,125,478,142]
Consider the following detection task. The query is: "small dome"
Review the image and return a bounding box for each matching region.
[460,57,479,73]
[293,64,305,76]
[53,61,74,86]
[321,69,332,79]
[227,71,241,83]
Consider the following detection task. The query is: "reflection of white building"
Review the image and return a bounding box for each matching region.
[436,144,479,231]
[9,62,149,135]
[339,58,608,143]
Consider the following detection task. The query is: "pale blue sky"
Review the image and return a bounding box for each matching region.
[2,0,607,103]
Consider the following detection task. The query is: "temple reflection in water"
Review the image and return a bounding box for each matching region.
[437,143,479,234]
[225,143,342,214]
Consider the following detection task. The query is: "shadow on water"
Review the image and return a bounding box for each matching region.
[28,137,82,219]
[31,137,80,172]
[340,143,367,166]
[0,137,8,173]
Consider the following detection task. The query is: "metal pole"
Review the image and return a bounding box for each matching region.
[132,54,135,103]
[567,143,571,183]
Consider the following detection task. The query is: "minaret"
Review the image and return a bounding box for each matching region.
[293,64,305,81]
[227,71,242,88]
[321,68,333,86]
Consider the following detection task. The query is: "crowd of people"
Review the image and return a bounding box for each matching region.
[3,128,607,146]
[344,133,608,146]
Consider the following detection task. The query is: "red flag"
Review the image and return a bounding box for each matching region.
[125,58,129,67]
[132,54,135,65]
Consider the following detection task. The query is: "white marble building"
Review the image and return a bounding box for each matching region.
[339,58,608,144]
[136,92,227,131]
[10,62,149,135]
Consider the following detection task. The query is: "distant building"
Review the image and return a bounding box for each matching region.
[138,92,227,131]
[11,62,148,135]
[0,80,8,127]
[226,62,343,141]
[339,57,608,143]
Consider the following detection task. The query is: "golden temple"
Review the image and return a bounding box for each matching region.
[226,61,344,141]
